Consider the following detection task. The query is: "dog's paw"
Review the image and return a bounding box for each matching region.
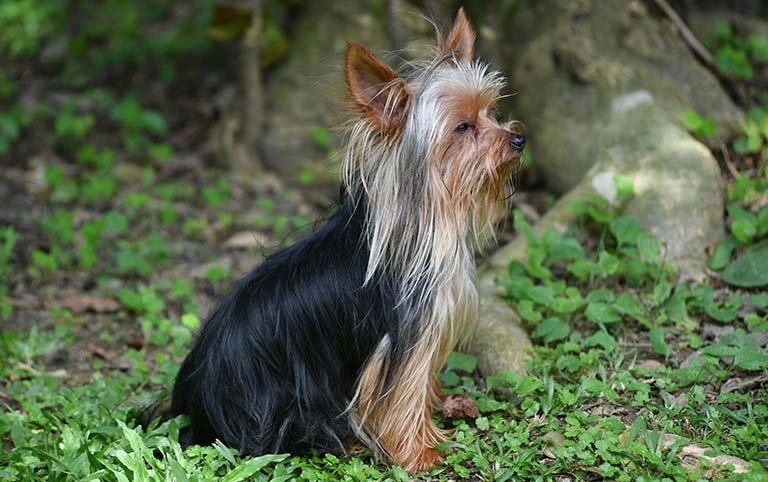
[402,447,444,474]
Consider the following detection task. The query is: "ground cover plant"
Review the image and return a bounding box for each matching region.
[1,2,768,481]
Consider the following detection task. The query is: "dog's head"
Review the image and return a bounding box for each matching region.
[344,8,524,228]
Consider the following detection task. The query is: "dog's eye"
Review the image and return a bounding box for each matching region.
[456,122,474,132]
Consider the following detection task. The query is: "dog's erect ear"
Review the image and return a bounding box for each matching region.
[345,43,409,134]
[441,7,475,61]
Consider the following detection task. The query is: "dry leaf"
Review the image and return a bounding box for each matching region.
[58,291,119,314]
[223,230,268,249]
[441,394,478,420]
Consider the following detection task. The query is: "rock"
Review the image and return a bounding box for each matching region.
[261,1,390,179]
[660,433,752,476]
[470,268,533,377]
[503,0,742,194]
[494,0,735,278]
[469,0,742,372]
[260,2,435,181]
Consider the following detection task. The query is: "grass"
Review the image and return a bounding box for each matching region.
[2,166,767,480]
[1,3,768,481]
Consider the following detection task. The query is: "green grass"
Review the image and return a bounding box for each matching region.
[1,5,768,481]
[2,169,767,480]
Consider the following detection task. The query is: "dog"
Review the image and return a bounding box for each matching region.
[164,8,524,473]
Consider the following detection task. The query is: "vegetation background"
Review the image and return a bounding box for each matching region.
[1,0,767,480]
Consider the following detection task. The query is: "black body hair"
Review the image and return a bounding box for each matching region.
[162,192,421,456]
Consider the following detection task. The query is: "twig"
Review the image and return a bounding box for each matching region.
[387,0,404,52]
[652,0,717,71]
[720,143,740,179]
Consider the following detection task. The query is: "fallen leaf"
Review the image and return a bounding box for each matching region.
[87,344,123,361]
[57,291,119,313]
[635,359,663,369]
[720,374,768,394]
[541,431,565,459]
[223,230,269,249]
[441,394,478,420]
[127,333,145,350]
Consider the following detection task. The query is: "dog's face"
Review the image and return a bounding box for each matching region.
[344,8,524,222]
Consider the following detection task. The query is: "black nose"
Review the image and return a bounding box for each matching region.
[510,134,526,151]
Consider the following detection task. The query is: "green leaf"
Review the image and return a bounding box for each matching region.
[715,45,754,80]
[515,376,543,396]
[78,244,97,269]
[103,211,128,235]
[613,174,635,198]
[596,251,620,277]
[682,108,702,131]
[584,331,617,352]
[181,313,200,330]
[610,216,643,246]
[723,246,768,288]
[650,280,672,307]
[580,377,608,396]
[637,233,661,261]
[513,210,537,247]
[475,416,490,431]
[586,289,615,303]
[556,355,581,372]
[701,118,717,137]
[502,274,533,300]
[148,143,173,163]
[546,237,584,262]
[708,236,739,271]
[533,316,570,343]
[704,302,738,323]
[649,326,671,357]
[551,294,584,314]
[221,454,289,482]
[527,245,551,280]
[141,111,167,134]
[585,302,621,324]
[446,352,477,373]
[517,299,542,322]
[526,285,554,306]
[749,34,768,63]
[750,293,768,309]
[731,218,757,244]
[665,293,690,325]
[439,370,460,387]
[734,345,768,371]
[567,259,597,280]
[613,293,647,324]
[758,208,768,237]
[205,265,229,282]
[309,126,332,150]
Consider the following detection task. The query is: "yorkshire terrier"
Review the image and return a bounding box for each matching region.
[165,8,524,473]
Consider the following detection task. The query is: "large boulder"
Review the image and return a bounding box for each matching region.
[470,0,744,375]
[262,2,402,180]
[503,0,742,194]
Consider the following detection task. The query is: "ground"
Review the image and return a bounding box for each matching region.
[1,2,768,481]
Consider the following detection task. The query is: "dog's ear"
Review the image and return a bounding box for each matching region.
[441,7,475,61]
[345,43,409,134]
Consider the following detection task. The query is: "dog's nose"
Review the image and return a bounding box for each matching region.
[510,134,526,151]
